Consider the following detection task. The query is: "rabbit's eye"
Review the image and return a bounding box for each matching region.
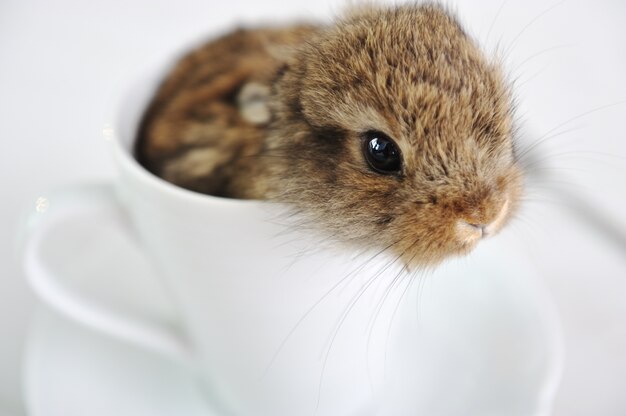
[362,131,402,174]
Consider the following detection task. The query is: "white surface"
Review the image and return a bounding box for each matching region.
[21,174,562,415]
[23,300,556,416]
[1,0,626,414]
[25,307,214,416]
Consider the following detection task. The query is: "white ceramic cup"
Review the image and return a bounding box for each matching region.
[20,65,563,416]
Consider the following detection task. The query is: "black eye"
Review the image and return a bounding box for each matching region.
[362,131,402,174]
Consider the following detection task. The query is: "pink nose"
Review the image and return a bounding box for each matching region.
[464,222,487,237]
[456,198,510,244]
[457,220,486,242]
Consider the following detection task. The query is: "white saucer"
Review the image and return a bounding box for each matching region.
[23,306,215,416]
[22,236,563,416]
[19,181,563,416]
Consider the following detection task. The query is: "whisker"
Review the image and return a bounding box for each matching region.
[510,63,550,90]
[364,235,423,347]
[383,268,422,379]
[518,100,626,164]
[516,126,583,164]
[484,0,510,48]
[315,266,387,410]
[260,238,401,378]
[500,0,569,63]
[363,238,423,388]
[510,43,574,75]
[315,242,410,410]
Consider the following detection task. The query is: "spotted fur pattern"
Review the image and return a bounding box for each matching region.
[136,26,319,198]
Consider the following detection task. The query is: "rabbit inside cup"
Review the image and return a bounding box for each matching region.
[136,3,523,268]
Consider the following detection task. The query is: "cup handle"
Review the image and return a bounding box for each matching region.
[19,182,191,364]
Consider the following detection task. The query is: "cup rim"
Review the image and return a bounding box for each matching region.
[108,60,270,210]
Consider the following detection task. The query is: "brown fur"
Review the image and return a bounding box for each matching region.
[136,4,523,267]
[136,26,319,198]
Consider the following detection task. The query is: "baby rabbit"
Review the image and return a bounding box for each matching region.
[136,4,523,267]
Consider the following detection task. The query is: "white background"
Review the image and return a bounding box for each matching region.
[1,0,625,414]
